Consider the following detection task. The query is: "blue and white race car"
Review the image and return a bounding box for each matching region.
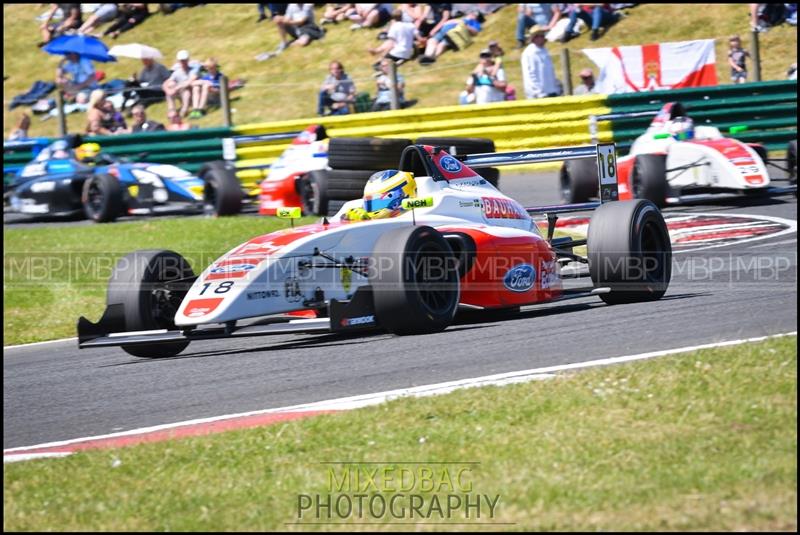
[5,139,210,222]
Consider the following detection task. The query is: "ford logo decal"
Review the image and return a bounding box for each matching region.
[440,155,462,173]
[503,263,536,292]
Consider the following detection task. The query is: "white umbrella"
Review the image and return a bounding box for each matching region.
[108,43,163,60]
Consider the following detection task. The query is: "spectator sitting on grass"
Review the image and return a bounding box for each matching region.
[162,49,201,118]
[320,3,354,24]
[56,52,97,103]
[188,58,224,119]
[125,56,171,108]
[130,104,165,132]
[8,113,31,141]
[102,4,150,39]
[346,3,393,30]
[561,4,620,42]
[77,4,119,36]
[100,98,129,133]
[368,9,418,64]
[274,3,325,53]
[372,58,406,111]
[418,9,483,65]
[318,60,356,116]
[416,3,453,42]
[516,4,563,49]
[39,3,82,45]
[86,89,113,135]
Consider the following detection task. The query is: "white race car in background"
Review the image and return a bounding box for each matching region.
[560,102,797,206]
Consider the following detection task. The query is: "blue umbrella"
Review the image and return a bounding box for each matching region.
[43,34,117,63]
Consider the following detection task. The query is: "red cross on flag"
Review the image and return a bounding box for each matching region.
[583,39,718,94]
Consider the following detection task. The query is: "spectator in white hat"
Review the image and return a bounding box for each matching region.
[520,25,559,99]
[162,50,201,118]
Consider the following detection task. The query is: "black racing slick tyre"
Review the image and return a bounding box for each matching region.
[370,225,460,335]
[301,169,374,216]
[327,137,412,170]
[82,173,124,223]
[587,199,672,305]
[560,158,599,203]
[200,161,242,216]
[788,140,797,185]
[632,154,668,207]
[107,249,195,358]
[416,136,500,187]
[751,144,768,166]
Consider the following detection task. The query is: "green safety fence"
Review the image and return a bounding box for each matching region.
[5,81,796,178]
[605,80,797,153]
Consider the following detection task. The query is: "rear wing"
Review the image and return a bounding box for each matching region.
[460,143,620,208]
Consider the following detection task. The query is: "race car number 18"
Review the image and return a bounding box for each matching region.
[595,143,619,202]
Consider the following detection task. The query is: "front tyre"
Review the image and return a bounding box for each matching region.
[587,199,672,305]
[107,249,195,358]
[82,173,124,222]
[370,226,460,335]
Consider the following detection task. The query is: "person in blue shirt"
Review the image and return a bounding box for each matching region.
[418,9,483,65]
[55,52,97,103]
[189,57,224,119]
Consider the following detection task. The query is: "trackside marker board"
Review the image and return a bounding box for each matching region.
[596,143,619,202]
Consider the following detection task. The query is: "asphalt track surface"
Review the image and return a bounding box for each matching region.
[4,171,797,449]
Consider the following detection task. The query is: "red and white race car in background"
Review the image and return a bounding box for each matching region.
[257,125,330,214]
[560,102,797,206]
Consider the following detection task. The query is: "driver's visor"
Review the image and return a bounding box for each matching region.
[364,181,407,213]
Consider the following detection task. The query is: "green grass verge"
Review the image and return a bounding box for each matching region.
[2,215,316,346]
[4,336,796,531]
[4,4,797,138]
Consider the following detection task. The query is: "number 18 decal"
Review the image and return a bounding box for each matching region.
[596,143,618,185]
[596,143,619,202]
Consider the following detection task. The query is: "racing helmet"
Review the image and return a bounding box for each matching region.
[76,142,101,162]
[362,169,416,219]
[669,116,695,141]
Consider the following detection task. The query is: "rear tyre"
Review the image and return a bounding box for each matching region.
[82,173,124,223]
[632,154,668,207]
[200,161,242,216]
[560,159,598,203]
[788,140,797,185]
[370,225,460,335]
[107,249,195,358]
[587,199,672,305]
[327,137,412,170]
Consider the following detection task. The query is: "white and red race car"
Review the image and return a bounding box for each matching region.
[78,143,672,359]
[560,102,797,206]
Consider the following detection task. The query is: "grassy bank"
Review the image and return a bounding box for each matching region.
[4,4,797,138]
[4,335,796,531]
[2,215,315,345]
